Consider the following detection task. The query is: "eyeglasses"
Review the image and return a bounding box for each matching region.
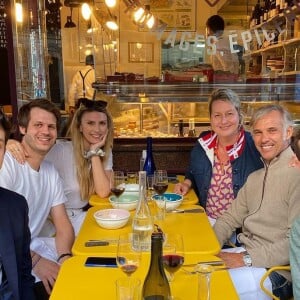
[76,98,107,110]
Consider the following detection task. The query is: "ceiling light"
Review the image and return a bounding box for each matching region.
[106,16,118,30]
[105,0,116,8]
[146,14,155,28]
[133,7,145,23]
[15,2,23,23]
[81,3,91,20]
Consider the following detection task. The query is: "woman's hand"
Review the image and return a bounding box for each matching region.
[89,131,108,151]
[6,140,27,164]
[174,181,191,195]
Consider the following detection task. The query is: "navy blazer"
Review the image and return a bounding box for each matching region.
[0,187,36,300]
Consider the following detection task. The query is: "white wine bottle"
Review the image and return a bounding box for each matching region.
[132,171,153,251]
[142,231,171,300]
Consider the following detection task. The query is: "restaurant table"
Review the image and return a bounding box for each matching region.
[50,255,239,300]
[72,205,221,258]
[89,175,198,207]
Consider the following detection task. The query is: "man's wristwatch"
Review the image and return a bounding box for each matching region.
[243,252,252,267]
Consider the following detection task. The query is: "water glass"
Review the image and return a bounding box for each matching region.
[154,197,166,221]
[197,264,213,300]
[127,172,137,184]
[116,277,141,300]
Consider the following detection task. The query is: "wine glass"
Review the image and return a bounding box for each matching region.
[110,171,126,198]
[153,170,168,200]
[116,233,141,279]
[162,233,185,282]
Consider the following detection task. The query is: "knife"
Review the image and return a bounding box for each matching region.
[170,208,204,213]
[184,261,224,267]
[85,240,110,247]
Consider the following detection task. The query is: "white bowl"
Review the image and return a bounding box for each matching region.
[125,184,139,192]
[109,192,139,211]
[93,209,130,229]
[152,193,183,211]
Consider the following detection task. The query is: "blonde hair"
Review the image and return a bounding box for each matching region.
[70,103,114,200]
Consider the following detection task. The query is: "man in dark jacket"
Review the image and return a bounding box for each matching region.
[0,110,35,300]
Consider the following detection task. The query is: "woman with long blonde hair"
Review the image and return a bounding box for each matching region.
[7,98,114,234]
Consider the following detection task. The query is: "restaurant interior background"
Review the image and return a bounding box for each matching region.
[1,0,300,171]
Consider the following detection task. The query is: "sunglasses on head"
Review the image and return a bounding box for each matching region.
[76,98,107,110]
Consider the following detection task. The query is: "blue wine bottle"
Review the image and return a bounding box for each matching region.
[143,137,156,175]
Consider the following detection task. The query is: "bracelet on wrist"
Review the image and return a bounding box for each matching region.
[83,148,105,159]
[57,253,73,263]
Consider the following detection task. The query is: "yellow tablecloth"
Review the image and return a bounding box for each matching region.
[50,255,239,300]
[89,175,198,207]
[72,205,220,257]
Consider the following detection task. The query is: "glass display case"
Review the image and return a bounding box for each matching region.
[94,82,300,138]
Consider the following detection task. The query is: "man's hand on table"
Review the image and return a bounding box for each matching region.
[217,251,246,269]
[33,256,62,294]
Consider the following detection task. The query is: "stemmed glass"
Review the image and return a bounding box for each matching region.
[116,233,141,279]
[162,233,185,282]
[153,170,169,200]
[110,171,126,198]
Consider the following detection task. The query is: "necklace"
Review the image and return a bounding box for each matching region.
[214,135,239,174]
[214,144,229,174]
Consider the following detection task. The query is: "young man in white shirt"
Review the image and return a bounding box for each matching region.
[0,99,74,299]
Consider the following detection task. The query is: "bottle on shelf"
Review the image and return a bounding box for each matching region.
[143,137,156,175]
[142,230,171,300]
[264,0,270,22]
[132,171,153,252]
[140,149,147,171]
[252,0,260,26]
[260,1,265,24]
[250,5,256,27]
[178,119,184,137]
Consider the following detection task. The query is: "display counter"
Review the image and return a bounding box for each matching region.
[93,82,300,139]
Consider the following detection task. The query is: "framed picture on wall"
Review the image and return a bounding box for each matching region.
[128,42,154,63]
[150,0,196,31]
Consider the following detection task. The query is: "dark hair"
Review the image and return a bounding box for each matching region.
[75,98,107,110]
[206,15,225,34]
[85,54,94,66]
[18,99,61,131]
[291,126,300,160]
[0,110,11,143]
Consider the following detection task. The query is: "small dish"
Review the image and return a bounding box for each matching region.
[93,208,130,229]
[125,184,139,192]
[152,193,183,211]
[109,192,139,211]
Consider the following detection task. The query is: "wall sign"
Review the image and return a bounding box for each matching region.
[150,0,196,31]
[204,0,221,7]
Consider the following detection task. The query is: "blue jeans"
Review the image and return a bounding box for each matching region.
[269,271,293,300]
[0,280,14,300]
